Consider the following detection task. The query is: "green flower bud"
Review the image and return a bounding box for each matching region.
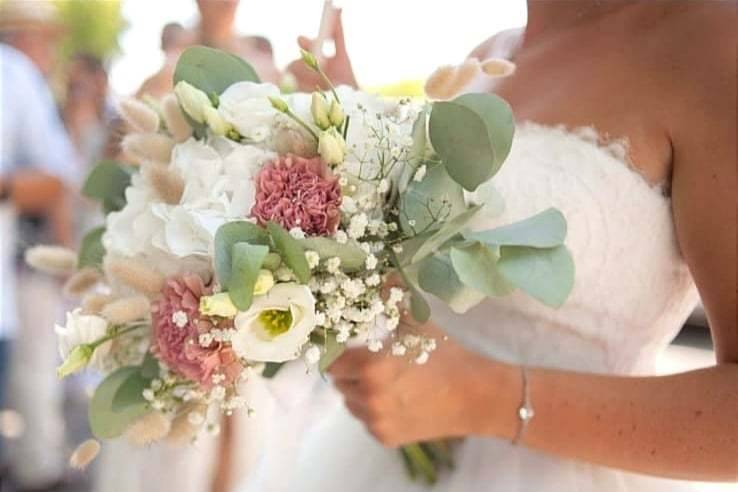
[203,106,231,136]
[328,100,345,128]
[253,269,275,296]
[268,96,289,113]
[199,292,238,318]
[173,81,212,124]
[311,92,331,130]
[318,127,346,167]
[57,344,94,378]
[300,49,319,71]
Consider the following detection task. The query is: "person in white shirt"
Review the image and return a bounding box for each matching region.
[0,0,80,488]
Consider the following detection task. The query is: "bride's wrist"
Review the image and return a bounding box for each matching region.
[460,358,522,440]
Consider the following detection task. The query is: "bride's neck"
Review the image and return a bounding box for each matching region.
[524,0,632,43]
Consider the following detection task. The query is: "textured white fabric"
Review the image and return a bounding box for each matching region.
[231,121,738,492]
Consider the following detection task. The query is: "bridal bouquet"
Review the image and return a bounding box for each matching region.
[30,47,573,476]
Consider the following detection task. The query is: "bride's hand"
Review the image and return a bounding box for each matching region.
[286,9,358,91]
[329,319,519,447]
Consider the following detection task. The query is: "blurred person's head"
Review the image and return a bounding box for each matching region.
[66,53,108,108]
[161,22,191,57]
[196,0,240,41]
[0,0,63,76]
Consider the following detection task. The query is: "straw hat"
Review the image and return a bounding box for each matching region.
[0,0,63,33]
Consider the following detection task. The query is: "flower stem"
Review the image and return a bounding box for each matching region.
[91,323,147,350]
[285,109,320,141]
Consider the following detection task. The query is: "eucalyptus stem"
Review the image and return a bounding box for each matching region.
[91,323,146,350]
[285,109,320,141]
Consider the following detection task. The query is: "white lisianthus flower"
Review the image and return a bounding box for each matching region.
[218,82,280,142]
[174,81,212,124]
[231,283,316,362]
[55,309,111,375]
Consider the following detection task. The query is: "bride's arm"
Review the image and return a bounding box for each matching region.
[330,42,737,484]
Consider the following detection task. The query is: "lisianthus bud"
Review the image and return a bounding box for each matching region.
[203,106,231,137]
[253,269,275,296]
[300,49,319,71]
[328,100,345,127]
[199,292,238,318]
[174,81,212,123]
[57,344,93,378]
[318,127,346,166]
[268,96,289,113]
[311,92,331,130]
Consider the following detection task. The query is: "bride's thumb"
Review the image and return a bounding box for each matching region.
[297,36,313,52]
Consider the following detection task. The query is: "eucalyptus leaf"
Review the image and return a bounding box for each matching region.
[300,237,367,271]
[267,222,310,284]
[411,205,482,264]
[111,368,150,412]
[262,252,282,271]
[399,161,466,235]
[449,242,514,297]
[173,45,260,95]
[78,227,106,270]
[416,254,486,314]
[89,367,149,439]
[390,252,430,322]
[466,208,567,248]
[139,351,160,379]
[497,245,575,307]
[261,362,284,378]
[318,332,346,373]
[229,243,269,310]
[214,221,270,288]
[429,93,514,191]
[398,107,429,194]
[82,160,132,213]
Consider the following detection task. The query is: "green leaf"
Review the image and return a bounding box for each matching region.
[399,161,467,235]
[429,93,514,191]
[139,351,160,379]
[111,368,150,412]
[262,252,282,271]
[497,245,575,307]
[411,205,482,264]
[466,208,567,248]
[214,221,270,289]
[299,237,367,272]
[318,332,346,373]
[82,160,132,213]
[267,222,310,284]
[449,242,514,297]
[89,367,149,439]
[416,254,485,314]
[173,46,260,96]
[390,251,431,323]
[398,107,429,194]
[228,243,269,310]
[78,227,106,270]
[261,362,284,378]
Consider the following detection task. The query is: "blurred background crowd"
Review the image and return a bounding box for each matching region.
[0,1,714,491]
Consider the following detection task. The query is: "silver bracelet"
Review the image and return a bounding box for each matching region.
[512,366,534,445]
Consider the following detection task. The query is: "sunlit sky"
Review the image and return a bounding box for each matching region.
[110,0,527,95]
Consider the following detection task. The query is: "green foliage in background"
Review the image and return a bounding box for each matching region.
[55,0,125,61]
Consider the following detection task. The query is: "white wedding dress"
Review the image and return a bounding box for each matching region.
[234,30,736,492]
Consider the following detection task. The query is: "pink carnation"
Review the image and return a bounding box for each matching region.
[251,154,341,236]
[151,274,241,389]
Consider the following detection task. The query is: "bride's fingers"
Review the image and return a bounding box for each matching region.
[327,347,375,377]
[331,9,348,58]
[297,35,313,52]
